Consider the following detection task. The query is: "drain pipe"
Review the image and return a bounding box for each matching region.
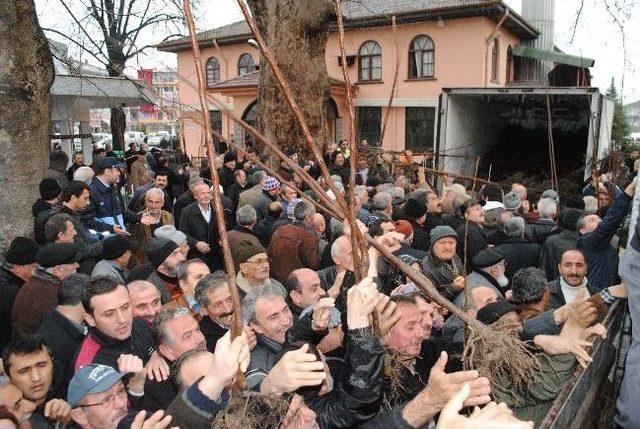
[484,8,509,86]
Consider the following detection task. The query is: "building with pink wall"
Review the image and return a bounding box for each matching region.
[158,0,537,157]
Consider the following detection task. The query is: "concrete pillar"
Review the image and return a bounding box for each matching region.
[80,121,94,166]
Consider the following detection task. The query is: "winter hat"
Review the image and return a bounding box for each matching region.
[263,176,280,192]
[510,267,548,304]
[146,238,179,269]
[476,300,520,325]
[37,243,81,268]
[503,191,522,211]
[286,198,302,219]
[404,199,426,221]
[154,225,187,246]
[67,364,133,407]
[235,240,267,269]
[472,249,505,269]
[4,236,39,265]
[102,236,134,261]
[40,178,62,200]
[394,220,413,239]
[429,225,457,246]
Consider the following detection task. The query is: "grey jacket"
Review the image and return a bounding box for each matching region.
[91,260,127,283]
[245,334,283,389]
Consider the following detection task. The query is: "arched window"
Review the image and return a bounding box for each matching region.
[205,57,220,87]
[238,54,256,76]
[408,35,435,79]
[358,41,382,82]
[491,39,499,82]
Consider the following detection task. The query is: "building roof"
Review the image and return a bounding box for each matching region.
[512,45,594,68]
[158,0,538,53]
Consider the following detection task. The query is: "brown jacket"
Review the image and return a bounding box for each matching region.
[227,225,263,267]
[267,222,319,284]
[129,210,174,263]
[11,268,60,336]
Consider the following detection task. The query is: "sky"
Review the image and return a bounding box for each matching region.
[36,0,640,103]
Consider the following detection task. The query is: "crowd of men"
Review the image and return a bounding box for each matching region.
[0,141,639,429]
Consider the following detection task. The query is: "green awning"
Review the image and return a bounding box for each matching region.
[512,45,595,68]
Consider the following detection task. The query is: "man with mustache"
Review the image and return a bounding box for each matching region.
[548,249,600,309]
[142,307,208,412]
[195,271,256,353]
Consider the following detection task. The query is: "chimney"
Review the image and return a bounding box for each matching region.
[520,0,556,85]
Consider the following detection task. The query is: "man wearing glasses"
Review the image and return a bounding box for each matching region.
[234,240,284,298]
[67,362,145,429]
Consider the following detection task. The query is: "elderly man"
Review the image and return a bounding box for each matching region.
[143,308,207,412]
[67,363,146,429]
[234,240,284,296]
[164,258,210,318]
[130,188,174,263]
[126,280,162,325]
[467,249,510,295]
[284,268,326,320]
[525,197,558,244]
[66,152,85,181]
[145,237,187,303]
[422,226,466,301]
[226,169,248,210]
[496,216,541,280]
[12,243,80,336]
[228,205,264,256]
[316,235,357,310]
[243,282,293,389]
[455,195,487,270]
[0,237,38,349]
[179,181,224,271]
[371,192,393,222]
[577,179,635,291]
[268,201,320,283]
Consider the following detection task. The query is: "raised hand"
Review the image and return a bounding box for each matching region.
[311,297,336,331]
[44,399,71,422]
[130,410,175,429]
[118,354,146,393]
[347,276,379,330]
[212,330,250,386]
[260,343,326,394]
[145,351,169,382]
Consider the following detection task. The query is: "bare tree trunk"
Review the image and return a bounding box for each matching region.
[110,105,126,151]
[0,0,54,248]
[247,0,333,154]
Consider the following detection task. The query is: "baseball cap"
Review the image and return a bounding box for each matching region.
[67,364,132,407]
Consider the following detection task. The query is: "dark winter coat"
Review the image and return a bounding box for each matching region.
[539,229,580,281]
[525,219,558,245]
[217,166,235,193]
[496,238,542,280]
[172,190,195,229]
[199,316,227,352]
[0,267,24,349]
[37,309,86,398]
[408,220,431,252]
[74,318,155,370]
[178,202,224,271]
[421,251,465,301]
[455,221,488,271]
[87,178,140,232]
[577,193,630,290]
[547,278,601,310]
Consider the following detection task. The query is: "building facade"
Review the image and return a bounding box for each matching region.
[158,0,540,157]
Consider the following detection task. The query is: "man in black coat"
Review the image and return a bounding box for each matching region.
[496,216,541,281]
[403,198,431,251]
[455,195,488,271]
[217,151,237,193]
[178,181,226,271]
[172,177,201,229]
[0,237,38,350]
[37,273,89,398]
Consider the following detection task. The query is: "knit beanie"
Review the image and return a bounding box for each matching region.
[429,225,458,247]
[235,240,266,270]
[146,238,179,268]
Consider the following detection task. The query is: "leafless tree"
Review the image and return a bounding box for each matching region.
[41,0,191,149]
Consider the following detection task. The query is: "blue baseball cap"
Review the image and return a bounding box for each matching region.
[67,364,132,407]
